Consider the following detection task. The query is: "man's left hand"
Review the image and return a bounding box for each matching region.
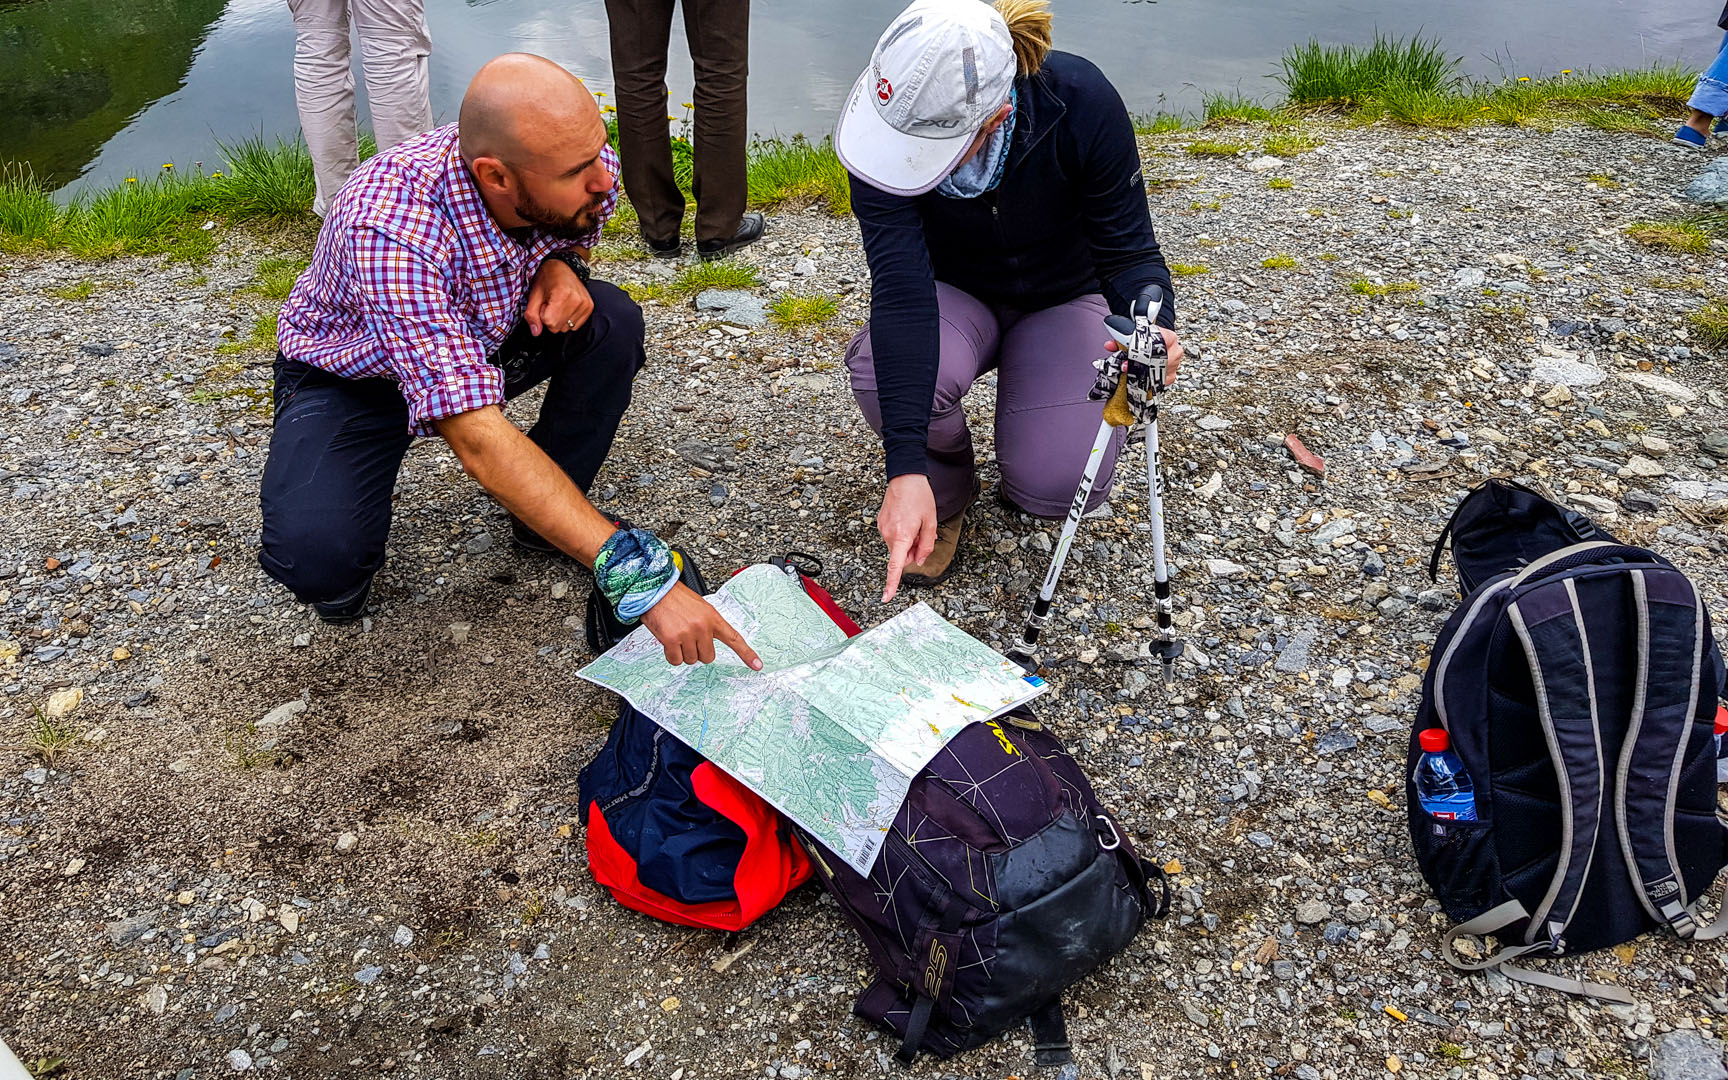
[526,257,594,336]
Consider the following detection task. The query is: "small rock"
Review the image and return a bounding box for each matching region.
[257,699,306,727]
[1685,158,1728,206]
[449,622,472,645]
[1283,434,1326,478]
[226,1049,253,1072]
[709,482,729,508]
[1701,432,1728,460]
[353,964,383,985]
[23,767,47,785]
[1530,350,1605,388]
[1620,370,1697,402]
[1205,559,1247,578]
[291,633,311,648]
[106,914,154,946]
[1274,629,1316,674]
[1295,900,1330,925]
[550,581,570,600]
[334,831,359,854]
[1618,455,1665,479]
[465,531,493,555]
[393,925,415,947]
[44,687,83,718]
[279,907,300,933]
[1245,155,1283,173]
[1539,384,1574,407]
[1651,1030,1727,1080]
[1621,491,1661,514]
[1316,731,1359,756]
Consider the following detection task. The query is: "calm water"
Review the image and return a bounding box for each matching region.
[1,0,1719,193]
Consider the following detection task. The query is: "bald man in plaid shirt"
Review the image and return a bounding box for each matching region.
[264,53,758,670]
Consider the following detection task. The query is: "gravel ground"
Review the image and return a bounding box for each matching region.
[3,120,1728,1080]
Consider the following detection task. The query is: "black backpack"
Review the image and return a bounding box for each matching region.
[800,707,1169,1069]
[1415,481,1728,1000]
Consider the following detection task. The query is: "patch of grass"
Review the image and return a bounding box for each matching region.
[1203,93,1275,125]
[1133,112,1189,135]
[625,259,762,303]
[1375,83,1480,128]
[1348,278,1421,297]
[520,891,547,927]
[250,257,309,300]
[216,311,281,355]
[1262,132,1323,157]
[1185,140,1246,157]
[1261,253,1298,270]
[1579,108,1661,136]
[0,165,58,252]
[46,280,98,301]
[1277,32,1459,109]
[1169,263,1210,276]
[1318,252,1339,261]
[768,292,839,328]
[26,707,78,767]
[1651,275,1707,290]
[24,1057,67,1079]
[203,134,319,221]
[1586,173,1622,189]
[745,135,850,215]
[1686,300,1728,348]
[1625,220,1710,255]
[1267,177,1293,190]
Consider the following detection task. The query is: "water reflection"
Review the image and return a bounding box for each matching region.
[0,0,1718,194]
[0,0,227,186]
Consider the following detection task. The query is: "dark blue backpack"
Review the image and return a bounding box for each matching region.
[1416,482,1728,1000]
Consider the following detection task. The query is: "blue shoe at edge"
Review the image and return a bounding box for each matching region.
[1675,125,1709,150]
[1715,118,1728,137]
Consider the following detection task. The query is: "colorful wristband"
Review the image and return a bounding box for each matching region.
[594,528,679,624]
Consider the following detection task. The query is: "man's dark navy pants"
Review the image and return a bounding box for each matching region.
[258,279,645,604]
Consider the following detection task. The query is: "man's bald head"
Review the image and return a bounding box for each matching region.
[458,53,615,241]
[459,53,601,170]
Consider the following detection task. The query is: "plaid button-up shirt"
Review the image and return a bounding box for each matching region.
[277,124,621,435]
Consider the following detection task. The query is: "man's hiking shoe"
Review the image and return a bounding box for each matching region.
[314,578,371,624]
[1675,125,1709,150]
[902,483,979,589]
[697,212,765,260]
[643,233,682,259]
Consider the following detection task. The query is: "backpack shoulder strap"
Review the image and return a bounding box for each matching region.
[1441,900,1633,1003]
[1612,567,1728,940]
[1506,576,1610,951]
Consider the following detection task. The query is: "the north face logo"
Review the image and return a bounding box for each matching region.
[876,77,893,104]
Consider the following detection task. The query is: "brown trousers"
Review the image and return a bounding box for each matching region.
[604,0,750,244]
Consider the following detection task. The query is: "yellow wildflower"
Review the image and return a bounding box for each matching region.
[1517,76,1529,83]
[162,162,174,169]
[1561,69,1572,75]
[125,177,137,183]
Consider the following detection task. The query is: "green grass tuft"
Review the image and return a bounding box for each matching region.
[1349,277,1421,297]
[1133,112,1189,135]
[745,135,850,216]
[1203,93,1275,125]
[1262,132,1324,156]
[1267,177,1294,190]
[1277,32,1459,109]
[1169,263,1210,276]
[46,280,98,301]
[1261,253,1298,270]
[216,311,281,355]
[0,165,58,252]
[1185,140,1246,157]
[1687,300,1728,348]
[627,259,762,302]
[768,292,840,328]
[1375,84,1481,128]
[1625,221,1711,255]
[251,257,310,300]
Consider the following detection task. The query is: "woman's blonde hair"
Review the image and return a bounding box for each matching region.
[993,0,1053,76]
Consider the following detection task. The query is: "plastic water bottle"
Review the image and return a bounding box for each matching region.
[1416,728,1478,822]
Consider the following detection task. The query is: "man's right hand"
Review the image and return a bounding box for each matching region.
[640,581,763,669]
[878,473,937,604]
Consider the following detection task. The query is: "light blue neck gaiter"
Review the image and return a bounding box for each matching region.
[937,88,1018,199]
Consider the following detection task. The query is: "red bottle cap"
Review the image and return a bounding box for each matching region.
[1716,704,1728,737]
[1419,728,1451,753]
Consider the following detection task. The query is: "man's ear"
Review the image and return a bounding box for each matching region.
[470,156,514,198]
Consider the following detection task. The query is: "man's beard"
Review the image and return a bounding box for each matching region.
[515,186,602,242]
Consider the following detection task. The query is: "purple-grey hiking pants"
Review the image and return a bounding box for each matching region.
[846,283,1125,521]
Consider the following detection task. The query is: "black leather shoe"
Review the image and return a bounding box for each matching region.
[510,515,563,555]
[313,578,371,624]
[643,233,682,259]
[696,212,765,260]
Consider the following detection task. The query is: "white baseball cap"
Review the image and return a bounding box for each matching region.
[834,0,1018,197]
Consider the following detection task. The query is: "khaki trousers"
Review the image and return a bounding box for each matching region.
[604,0,750,244]
[286,0,433,216]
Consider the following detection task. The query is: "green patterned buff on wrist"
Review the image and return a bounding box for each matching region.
[594,528,678,624]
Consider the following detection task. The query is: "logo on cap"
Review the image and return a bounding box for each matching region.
[876,77,894,104]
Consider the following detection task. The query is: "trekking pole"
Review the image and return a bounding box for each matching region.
[1003,415,1117,674]
[1103,287,1185,684]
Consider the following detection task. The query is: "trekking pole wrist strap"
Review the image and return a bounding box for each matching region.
[595,528,679,623]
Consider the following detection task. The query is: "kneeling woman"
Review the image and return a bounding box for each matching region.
[837,0,1183,600]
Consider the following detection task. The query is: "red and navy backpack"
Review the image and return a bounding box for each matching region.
[577,554,855,931]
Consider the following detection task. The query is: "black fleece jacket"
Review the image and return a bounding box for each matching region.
[849,50,1176,480]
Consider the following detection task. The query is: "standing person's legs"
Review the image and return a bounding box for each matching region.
[491,280,648,491]
[846,283,1000,522]
[352,0,433,153]
[681,0,750,244]
[1690,32,1728,123]
[259,359,415,618]
[605,0,684,245]
[993,294,1127,518]
[286,0,359,218]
